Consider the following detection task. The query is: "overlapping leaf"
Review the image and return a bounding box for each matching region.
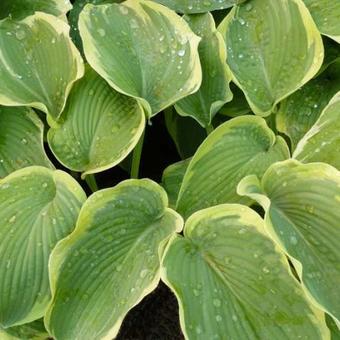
[0,319,48,340]
[293,91,340,169]
[0,106,53,178]
[45,179,183,340]
[276,62,340,149]
[303,0,340,43]
[78,0,202,117]
[176,116,289,219]
[238,160,340,322]
[175,13,232,127]
[0,167,86,327]
[152,0,244,14]
[161,204,328,339]
[0,13,84,122]
[48,66,145,177]
[219,0,324,116]
[0,0,72,20]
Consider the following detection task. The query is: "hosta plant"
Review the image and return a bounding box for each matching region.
[0,0,339,339]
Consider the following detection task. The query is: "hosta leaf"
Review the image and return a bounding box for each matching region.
[218,0,324,116]
[293,91,340,169]
[161,204,328,339]
[174,13,232,127]
[0,0,72,20]
[68,0,122,54]
[303,0,340,44]
[276,62,340,149]
[152,0,244,14]
[162,158,190,208]
[0,167,86,327]
[45,179,183,340]
[0,13,84,123]
[327,315,340,340]
[218,83,251,117]
[176,116,289,219]
[238,160,340,322]
[0,319,48,340]
[48,66,145,177]
[78,0,201,117]
[0,106,53,178]
[164,107,206,159]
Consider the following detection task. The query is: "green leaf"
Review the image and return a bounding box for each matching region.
[45,179,183,340]
[218,83,251,117]
[162,158,190,208]
[238,160,340,322]
[68,0,122,54]
[161,204,328,339]
[303,0,340,43]
[0,166,86,327]
[326,315,340,340]
[218,0,324,116]
[78,0,202,117]
[47,65,145,177]
[293,91,340,169]
[0,106,53,178]
[276,62,340,150]
[0,0,72,20]
[176,115,289,219]
[0,319,48,340]
[152,0,244,14]
[0,13,84,123]
[164,107,206,159]
[174,13,232,127]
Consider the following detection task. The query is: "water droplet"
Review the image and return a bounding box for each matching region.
[177,49,185,57]
[159,35,165,42]
[238,18,246,25]
[9,215,16,223]
[119,6,128,15]
[195,326,202,334]
[21,138,28,144]
[262,266,270,274]
[213,298,221,307]
[238,53,244,59]
[140,269,148,278]
[215,315,222,322]
[15,30,26,40]
[193,289,200,296]
[51,38,56,44]
[52,218,57,225]
[232,315,238,322]
[97,28,106,37]
[245,3,253,11]
[290,235,298,245]
[42,182,48,188]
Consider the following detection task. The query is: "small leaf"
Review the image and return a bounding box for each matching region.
[48,66,145,177]
[0,167,86,327]
[161,204,328,339]
[218,0,324,116]
[45,179,183,340]
[293,91,340,169]
[176,115,289,219]
[0,106,53,178]
[0,0,72,20]
[303,0,340,43]
[175,13,232,127]
[0,319,48,340]
[152,0,244,14]
[238,160,340,322]
[78,0,202,117]
[276,62,340,150]
[0,13,84,122]
[162,158,190,208]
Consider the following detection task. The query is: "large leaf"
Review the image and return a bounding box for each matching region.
[0,166,86,327]
[218,0,324,116]
[164,107,206,159]
[303,0,340,44]
[48,66,145,177]
[0,13,84,123]
[276,62,340,149]
[293,91,340,169]
[0,0,72,20]
[238,160,340,322]
[162,158,190,208]
[0,106,53,178]
[174,13,232,127]
[45,179,183,340]
[78,0,201,117]
[152,0,244,14]
[176,115,289,219]
[161,204,328,339]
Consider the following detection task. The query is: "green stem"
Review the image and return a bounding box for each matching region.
[206,124,214,135]
[85,174,98,192]
[130,129,145,179]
